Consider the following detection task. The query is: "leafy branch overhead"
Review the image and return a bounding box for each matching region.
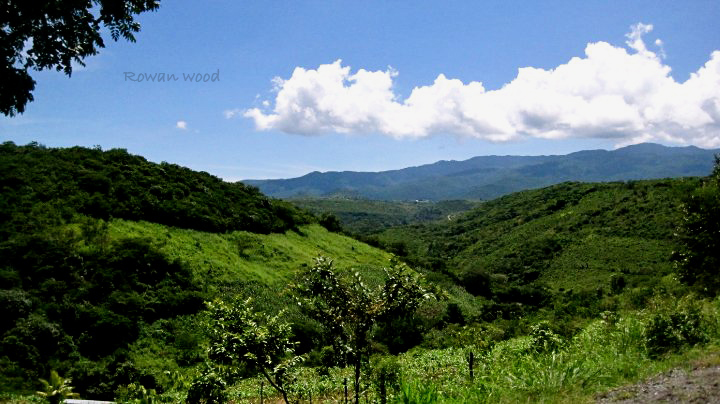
[1,0,161,115]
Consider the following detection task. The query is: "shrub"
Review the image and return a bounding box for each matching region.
[186,368,227,404]
[609,274,626,295]
[529,321,564,354]
[644,300,707,358]
[395,380,439,404]
[371,355,401,404]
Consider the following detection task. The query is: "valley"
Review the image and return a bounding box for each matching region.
[2,142,720,403]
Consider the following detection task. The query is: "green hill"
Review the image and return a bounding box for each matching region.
[377,178,701,317]
[0,143,392,399]
[0,141,312,235]
[2,142,718,403]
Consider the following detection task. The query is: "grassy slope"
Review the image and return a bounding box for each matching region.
[102,221,394,394]
[108,221,393,290]
[0,144,401,397]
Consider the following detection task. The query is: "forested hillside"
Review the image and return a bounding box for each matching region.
[0,142,312,235]
[379,179,700,306]
[291,198,479,236]
[0,143,392,399]
[247,143,718,201]
[3,143,720,403]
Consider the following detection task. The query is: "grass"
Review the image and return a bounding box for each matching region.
[98,219,396,396]
[107,221,393,291]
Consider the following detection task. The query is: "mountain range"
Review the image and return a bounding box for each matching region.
[245,143,720,201]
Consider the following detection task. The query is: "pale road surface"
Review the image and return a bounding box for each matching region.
[596,366,720,403]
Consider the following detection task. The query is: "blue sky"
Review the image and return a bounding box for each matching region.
[1,0,719,180]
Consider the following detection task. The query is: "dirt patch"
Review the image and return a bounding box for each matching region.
[596,366,720,403]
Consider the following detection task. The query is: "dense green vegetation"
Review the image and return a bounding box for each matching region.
[674,156,720,296]
[377,179,700,322]
[3,143,720,403]
[291,198,479,236]
[0,222,203,394]
[0,142,312,235]
[0,143,392,400]
[0,216,392,400]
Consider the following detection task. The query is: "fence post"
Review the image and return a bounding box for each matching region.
[260,381,264,404]
[468,351,475,381]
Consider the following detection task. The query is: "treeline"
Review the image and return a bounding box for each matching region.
[0,142,313,236]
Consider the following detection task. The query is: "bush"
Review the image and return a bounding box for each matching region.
[529,321,564,353]
[371,355,401,404]
[674,156,720,295]
[609,274,626,295]
[644,300,707,358]
[186,368,227,404]
[318,213,343,233]
[458,266,491,297]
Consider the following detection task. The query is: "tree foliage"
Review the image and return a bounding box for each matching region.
[295,256,432,403]
[36,370,80,404]
[0,142,312,235]
[205,298,304,404]
[0,218,205,396]
[674,156,720,295]
[1,0,160,115]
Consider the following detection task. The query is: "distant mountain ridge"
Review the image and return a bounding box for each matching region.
[245,143,720,201]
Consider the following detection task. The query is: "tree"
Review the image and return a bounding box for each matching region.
[205,298,304,404]
[295,256,432,404]
[674,156,720,295]
[36,370,80,404]
[1,0,160,116]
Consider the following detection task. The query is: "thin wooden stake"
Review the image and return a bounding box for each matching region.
[468,351,475,381]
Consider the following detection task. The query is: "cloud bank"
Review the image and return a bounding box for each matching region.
[242,24,720,147]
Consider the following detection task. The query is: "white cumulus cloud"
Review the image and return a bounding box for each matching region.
[242,23,720,147]
[176,120,188,130]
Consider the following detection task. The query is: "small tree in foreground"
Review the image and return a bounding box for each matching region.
[36,370,80,404]
[205,298,304,404]
[295,256,432,404]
